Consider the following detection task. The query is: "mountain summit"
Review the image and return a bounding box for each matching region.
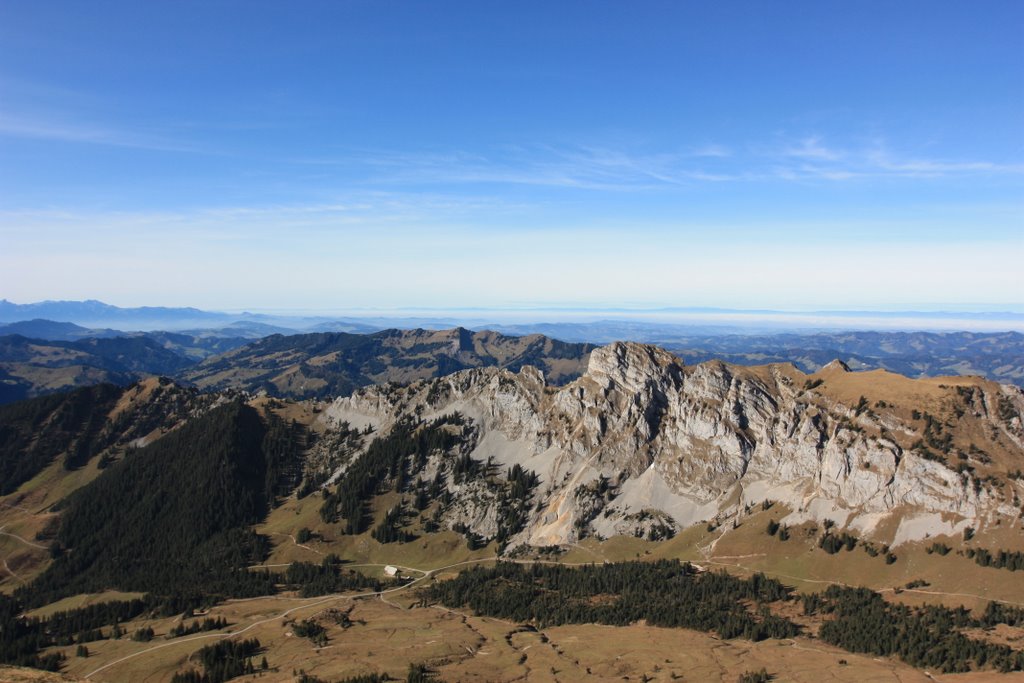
[323,341,1024,547]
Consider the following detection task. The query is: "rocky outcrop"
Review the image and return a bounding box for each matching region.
[322,342,1024,548]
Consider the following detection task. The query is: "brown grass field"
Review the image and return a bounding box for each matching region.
[25,505,1023,683]
[38,577,1024,683]
[7,464,1024,681]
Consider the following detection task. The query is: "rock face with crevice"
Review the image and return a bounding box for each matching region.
[323,341,1024,547]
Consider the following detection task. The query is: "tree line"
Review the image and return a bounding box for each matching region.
[0,592,216,671]
[804,585,1024,672]
[425,560,799,641]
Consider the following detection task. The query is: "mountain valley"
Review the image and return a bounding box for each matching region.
[2,338,1024,681]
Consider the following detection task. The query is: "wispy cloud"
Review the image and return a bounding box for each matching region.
[0,75,204,152]
[768,140,1024,181]
[309,144,747,191]
[0,113,202,152]
[690,144,732,158]
[783,135,843,161]
[864,149,1024,177]
[289,136,1022,192]
[0,190,535,242]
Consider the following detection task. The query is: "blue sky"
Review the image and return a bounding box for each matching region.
[0,1,1021,312]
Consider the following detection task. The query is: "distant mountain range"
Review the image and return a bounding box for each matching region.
[0,298,1022,404]
[0,334,199,404]
[0,299,226,329]
[0,326,596,403]
[4,299,1024,334]
[0,299,383,333]
[0,319,123,341]
[662,330,1024,386]
[182,327,595,399]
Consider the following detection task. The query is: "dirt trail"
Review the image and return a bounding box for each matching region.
[84,557,499,679]
[0,529,48,550]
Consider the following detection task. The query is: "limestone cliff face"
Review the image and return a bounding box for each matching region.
[323,342,1024,547]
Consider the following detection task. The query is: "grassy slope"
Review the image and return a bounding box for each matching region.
[49,579,1001,683]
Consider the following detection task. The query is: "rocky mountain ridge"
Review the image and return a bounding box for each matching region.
[322,341,1024,548]
[183,327,595,399]
[0,327,593,405]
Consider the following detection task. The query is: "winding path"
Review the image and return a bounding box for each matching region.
[0,528,48,550]
[83,557,500,679]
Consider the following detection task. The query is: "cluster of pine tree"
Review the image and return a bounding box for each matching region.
[426,560,799,641]
[0,593,62,670]
[317,411,539,550]
[291,618,328,647]
[319,414,468,533]
[819,531,858,554]
[804,585,1024,672]
[295,663,442,683]
[261,410,308,504]
[131,626,155,642]
[967,547,1024,571]
[280,556,392,597]
[171,638,264,683]
[981,602,1024,627]
[372,505,417,544]
[765,518,790,540]
[297,422,362,498]
[296,673,388,683]
[736,669,771,683]
[168,617,230,638]
[495,464,540,547]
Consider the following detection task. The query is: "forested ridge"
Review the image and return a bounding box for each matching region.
[17,401,301,606]
[0,333,200,404]
[0,383,124,493]
[0,400,309,672]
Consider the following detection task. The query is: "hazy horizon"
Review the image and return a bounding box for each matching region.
[1,3,1021,311]
[4,297,1024,333]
